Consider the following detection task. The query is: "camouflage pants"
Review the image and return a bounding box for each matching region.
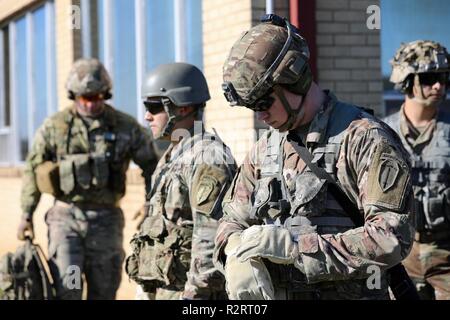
[403,239,450,300]
[45,203,125,300]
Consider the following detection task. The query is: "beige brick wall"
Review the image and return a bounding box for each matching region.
[202,0,255,165]
[55,0,82,110]
[315,0,383,115]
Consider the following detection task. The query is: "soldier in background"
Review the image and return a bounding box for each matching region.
[214,15,415,300]
[125,63,237,300]
[17,58,157,299]
[383,40,450,300]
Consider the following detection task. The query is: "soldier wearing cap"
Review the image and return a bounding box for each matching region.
[214,15,416,300]
[125,62,237,300]
[383,40,450,300]
[17,58,158,299]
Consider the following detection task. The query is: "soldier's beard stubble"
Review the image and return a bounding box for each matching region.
[76,101,106,118]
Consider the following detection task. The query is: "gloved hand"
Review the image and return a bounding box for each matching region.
[17,213,34,241]
[234,225,298,265]
[224,232,275,300]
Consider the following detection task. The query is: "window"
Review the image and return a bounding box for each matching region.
[0,1,57,164]
[90,0,204,120]
[0,27,10,129]
[15,16,28,160]
[381,0,450,115]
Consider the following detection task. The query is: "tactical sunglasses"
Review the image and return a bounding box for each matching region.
[251,92,275,112]
[418,72,449,86]
[143,100,165,114]
[78,93,104,102]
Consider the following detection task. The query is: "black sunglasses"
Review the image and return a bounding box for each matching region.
[418,72,449,86]
[143,100,165,114]
[249,93,275,112]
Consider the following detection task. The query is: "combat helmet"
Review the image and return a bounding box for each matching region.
[222,14,312,131]
[66,58,112,100]
[390,40,450,93]
[141,62,210,139]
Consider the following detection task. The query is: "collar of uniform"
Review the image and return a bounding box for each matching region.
[305,90,336,146]
[169,125,205,161]
[399,103,436,147]
[65,103,116,130]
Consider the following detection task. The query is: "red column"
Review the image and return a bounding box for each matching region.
[290,0,317,80]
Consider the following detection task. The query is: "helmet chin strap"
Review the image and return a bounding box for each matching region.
[273,85,306,132]
[157,98,197,140]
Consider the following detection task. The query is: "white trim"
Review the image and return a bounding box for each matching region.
[103,0,114,97]
[81,0,92,57]
[135,0,146,125]
[0,29,5,128]
[174,0,186,62]
[45,1,56,115]
[26,12,35,151]
[9,22,20,163]
[266,0,274,14]
[0,127,10,135]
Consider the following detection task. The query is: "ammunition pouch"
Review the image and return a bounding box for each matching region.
[57,154,112,195]
[125,215,192,290]
[35,161,62,196]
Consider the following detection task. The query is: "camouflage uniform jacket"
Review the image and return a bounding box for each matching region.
[21,104,157,214]
[384,105,450,239]
[127,126,237,299]
[214,91,416,298]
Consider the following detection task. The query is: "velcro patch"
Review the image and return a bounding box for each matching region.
[366,140,411,211]
[192,164,229,216]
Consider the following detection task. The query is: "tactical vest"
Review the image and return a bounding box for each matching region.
[253,102,364,235]
[383,110,450,238]
[251,102,390,298]
[51,107,123,198]
[126,132,223,291]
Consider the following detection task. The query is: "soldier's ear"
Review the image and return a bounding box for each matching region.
[178,106,194,116]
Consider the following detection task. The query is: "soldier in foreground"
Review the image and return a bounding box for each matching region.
[383,40,450,300]
[214,15,416,300]
[125,62,237,300]
[17,58,157,299]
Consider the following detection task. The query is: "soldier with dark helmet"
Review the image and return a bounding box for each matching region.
[383,40,450,300]
[213,15,416,300]
[125,62,237,300]
[17,58,158,299]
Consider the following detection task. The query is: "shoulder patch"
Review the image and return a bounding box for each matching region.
[378,154,400,192]
[366,139,411,211]
[191,164,230,217]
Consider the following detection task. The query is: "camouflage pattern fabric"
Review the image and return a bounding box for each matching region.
[214,91,416,300]
[402,240,450,300]
[223,22,310,106]
[126,127,236,300]
[45,203,124,300]
[390,40,450,86]
[21,103,157,299]
[21,104,156,214]
[66,58,112,97]
[383,106,450,300]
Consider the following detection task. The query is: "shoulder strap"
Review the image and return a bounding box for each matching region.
[286,133,364,226]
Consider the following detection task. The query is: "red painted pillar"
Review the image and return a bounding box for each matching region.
[290,0,317,80]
